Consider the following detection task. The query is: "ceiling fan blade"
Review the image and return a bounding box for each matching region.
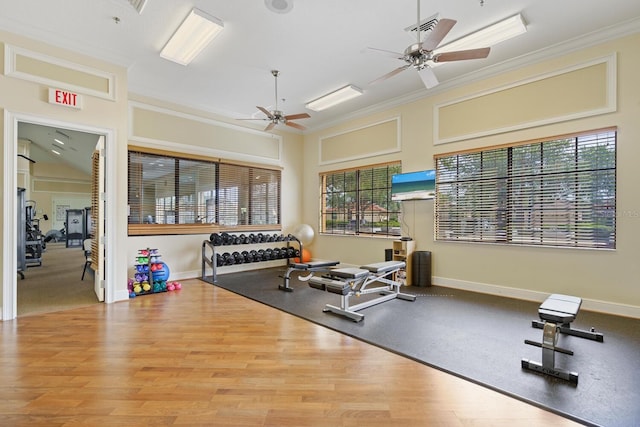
[422,18,457,52]
[286,121,306,131]
[284,112,310,120]
[369,64,411,85]
[363,46,404,60]
[264,122,276,132]
[257,106,274,119]
[418,66,439,89]
[433,47,491,62]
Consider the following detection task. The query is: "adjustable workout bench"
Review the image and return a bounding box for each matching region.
[279,260,341,292]
[307,260,416,322]
[521,294,604,384]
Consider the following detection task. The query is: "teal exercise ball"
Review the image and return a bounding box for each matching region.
[292,224,314,246]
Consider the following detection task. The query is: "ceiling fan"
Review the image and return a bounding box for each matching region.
[366,0,491,89]
[239,70,310,132]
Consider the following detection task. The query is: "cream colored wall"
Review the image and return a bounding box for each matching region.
[303,33,640,316]
[30,161,90,234]
[1,30,129,311]
[125,94,305,282]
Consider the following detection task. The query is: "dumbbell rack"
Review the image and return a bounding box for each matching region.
[201,232,302,285]
[132,248,166,296]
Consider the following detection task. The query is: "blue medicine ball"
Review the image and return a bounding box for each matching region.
[153,262,170,282]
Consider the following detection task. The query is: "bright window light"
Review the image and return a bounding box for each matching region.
[305,85,363,111]
[160,8,224,66]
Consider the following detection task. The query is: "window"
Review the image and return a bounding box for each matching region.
[320,163,402,237]
[435,128,616,248]
[128,148,281,235]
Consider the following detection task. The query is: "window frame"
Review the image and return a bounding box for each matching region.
[319,162,402,238]
[128,146,282,236]
[434,128,617,249]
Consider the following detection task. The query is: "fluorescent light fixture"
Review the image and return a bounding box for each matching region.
[435,14,526,56]
[53,138,65,145]
[305,85,363,111]
[51,149,61,156]
[160,8,224,66]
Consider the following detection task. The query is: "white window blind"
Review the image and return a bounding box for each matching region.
[435,129,616,248]
[128,150,281,233]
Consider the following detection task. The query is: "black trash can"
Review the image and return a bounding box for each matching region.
[412,251,432,287]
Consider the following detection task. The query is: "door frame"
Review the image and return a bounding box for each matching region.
[2,110,117,320]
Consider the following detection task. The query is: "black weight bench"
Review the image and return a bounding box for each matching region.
[522,294,603,384]
[308,260,416,322]
[279,260,341,292]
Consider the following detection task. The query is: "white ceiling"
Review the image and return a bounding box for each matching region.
[3,0,640,170]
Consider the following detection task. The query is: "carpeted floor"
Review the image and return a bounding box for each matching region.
[208,267,640,427]
[17,242,99,316]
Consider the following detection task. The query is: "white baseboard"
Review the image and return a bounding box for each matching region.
[434,276,640,319]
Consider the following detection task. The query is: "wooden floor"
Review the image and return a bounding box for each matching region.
[0,279,582,426]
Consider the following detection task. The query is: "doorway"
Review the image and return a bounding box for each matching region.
[3,112,116,320]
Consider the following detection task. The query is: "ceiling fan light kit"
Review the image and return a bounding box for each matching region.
[305,85,364,111]
[265,0,294,14]
[160,8,224,66]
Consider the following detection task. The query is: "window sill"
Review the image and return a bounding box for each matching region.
[128,224,282,236]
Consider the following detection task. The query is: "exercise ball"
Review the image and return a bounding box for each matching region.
[152,262,170,282]
[294,248,312,263]
[292,224,315,246]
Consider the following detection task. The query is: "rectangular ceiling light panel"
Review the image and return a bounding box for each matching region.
[437,14,527,54]
[128,0,148,14]
[306,85,364,111]
[160,8,224,66]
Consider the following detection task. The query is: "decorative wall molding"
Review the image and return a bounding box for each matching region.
[128,101,283,165]
[434,54,617,145]
[4,44,116,101]
[318,116,401,166]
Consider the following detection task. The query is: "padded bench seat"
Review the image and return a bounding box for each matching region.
[538,294,582,325]
[288,260,340,270]
[360,260,406,274]
[327,267,371,280]
[308,276,353,295]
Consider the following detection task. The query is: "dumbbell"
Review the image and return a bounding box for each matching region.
[232,251,243,264]
[220,232,230,245]
[216,253,224,266]
[222,252,234,265]
[241,250,252,263]
[250,250,259,262]
[210,233,223,246]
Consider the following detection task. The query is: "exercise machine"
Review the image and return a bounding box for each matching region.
[279,259,340,292]
[308,260,416,322]
[521,294,604,384]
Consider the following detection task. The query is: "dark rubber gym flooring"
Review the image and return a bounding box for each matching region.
[207,267,640,427]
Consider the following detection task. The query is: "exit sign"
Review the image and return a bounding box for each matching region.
[48,88,82,109]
